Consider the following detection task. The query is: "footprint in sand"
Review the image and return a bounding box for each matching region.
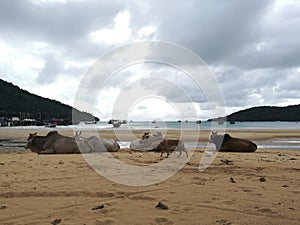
[154,217,174,224]
[95,218,115,225]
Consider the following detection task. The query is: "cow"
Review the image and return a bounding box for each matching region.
[25,131,120,154]
[157,138,188,158]
[209,131,257,152]
[25,131,60,153]
[25,131,81,154]
[130,132,188,158]
[74,131,120,152]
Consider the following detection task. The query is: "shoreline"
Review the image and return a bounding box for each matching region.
[0,128,300,152]
[1,127,300,140]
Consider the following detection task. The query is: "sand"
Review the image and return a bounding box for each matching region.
[0,128,299,225]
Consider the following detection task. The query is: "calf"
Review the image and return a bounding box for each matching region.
[157,139,188,158]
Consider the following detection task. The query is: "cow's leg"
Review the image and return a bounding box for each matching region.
[177,142,188,158]
[159,140,165,158]
[165,141,169,158]
[177,147,182,157]
[183,149,188,157]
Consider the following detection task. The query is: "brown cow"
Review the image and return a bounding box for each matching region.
[130,132,188,158]
[25,131,81,154]
[25,131,60,153]
[157,138,188,158]
[209,131,257,152]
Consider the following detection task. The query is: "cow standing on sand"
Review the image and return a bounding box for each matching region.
[209,131,257,152]
[130,132,188,158]
[157,138,188,158]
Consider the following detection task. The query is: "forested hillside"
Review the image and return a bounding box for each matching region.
[226,105,300,122]
[0,79,98,123]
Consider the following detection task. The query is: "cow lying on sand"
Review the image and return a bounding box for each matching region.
[25,131,120,154]
[209,131,257,152]
[130,132,188,158]
[74,131,120,152]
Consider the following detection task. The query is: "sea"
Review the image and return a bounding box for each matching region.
[1,121,300,151]
[96,121,300,131]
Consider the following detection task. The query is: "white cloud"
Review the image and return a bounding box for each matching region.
[137,26,156,39]
[128,97,179,121]
[90,10,131,45]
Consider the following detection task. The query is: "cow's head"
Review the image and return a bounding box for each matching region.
[209,131,218,143]
[142,132,150,139]
[25,132,37,149]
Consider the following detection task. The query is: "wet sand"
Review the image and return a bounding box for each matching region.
[0,128,299,224]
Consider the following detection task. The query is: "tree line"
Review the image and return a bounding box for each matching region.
[0,79,98,123]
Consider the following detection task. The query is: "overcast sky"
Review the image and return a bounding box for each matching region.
[0,0,299,121]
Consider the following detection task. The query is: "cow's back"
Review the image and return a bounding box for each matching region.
[53,136,80,154]
[221,137,257,152]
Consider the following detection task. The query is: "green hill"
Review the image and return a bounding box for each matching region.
[0,79,98,123]
[210,104,300,122]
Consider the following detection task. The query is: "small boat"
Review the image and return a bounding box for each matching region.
[85,121,97,124]
[108,119,127,128]
[45,122,57,128]
[112,121,122,128]
[217,118,225,125]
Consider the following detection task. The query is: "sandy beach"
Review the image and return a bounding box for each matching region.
[0,128,299,225]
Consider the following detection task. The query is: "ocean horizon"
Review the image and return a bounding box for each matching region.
[1,120,300,131]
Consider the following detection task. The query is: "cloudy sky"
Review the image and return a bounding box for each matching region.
[0,0,299,121]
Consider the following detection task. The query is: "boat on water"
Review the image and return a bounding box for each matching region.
[45,122,57,128]
[229,120,236,124]
[85,121,97,124]
[108,119,127,128]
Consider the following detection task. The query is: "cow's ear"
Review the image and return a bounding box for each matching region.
[33,132,37,136]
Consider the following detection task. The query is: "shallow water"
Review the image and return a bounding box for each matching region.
[1,121,300,152]
[112,139,300,151]
[1,121,300,131]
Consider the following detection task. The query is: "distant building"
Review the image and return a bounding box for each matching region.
[11,117,21,126]
[0,117,9,126]
[22,118,36,126]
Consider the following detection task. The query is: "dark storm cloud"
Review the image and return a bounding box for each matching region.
[128,0,273,65]
[0,0,123,59]
[0,0,121,42]
[127,0,299,71]
[2,0,298,69]
[215,67,299,107]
